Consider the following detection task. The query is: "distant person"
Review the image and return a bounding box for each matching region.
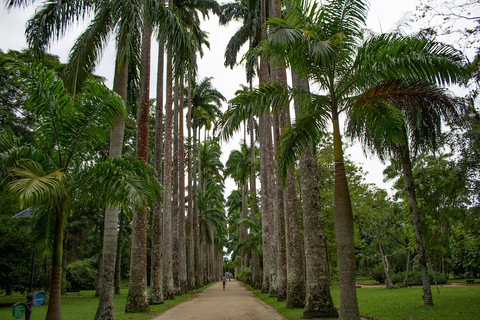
[222,275,226,290]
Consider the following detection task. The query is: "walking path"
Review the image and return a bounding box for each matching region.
[153,280,284,320]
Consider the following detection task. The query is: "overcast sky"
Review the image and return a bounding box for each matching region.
[0,0,419,196]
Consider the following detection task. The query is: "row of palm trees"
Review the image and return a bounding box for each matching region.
[4,1,229,320]
[3,1,472,320]
[219,0,468,319]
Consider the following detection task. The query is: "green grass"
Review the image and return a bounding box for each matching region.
[0,283,215,320]
[246,284,480,320]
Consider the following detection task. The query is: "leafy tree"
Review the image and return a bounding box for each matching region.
[0,66,159,320]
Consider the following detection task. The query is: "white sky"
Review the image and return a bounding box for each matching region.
[0,0,421,197]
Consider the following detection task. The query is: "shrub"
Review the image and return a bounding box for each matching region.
[391,270,447,285]
[66,258,97,290]
[238,266,252,281]
[371,264,386,284]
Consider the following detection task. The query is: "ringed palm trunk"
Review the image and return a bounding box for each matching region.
[45,205,64,320]
[399,140,433,305]
[163,49,175,300]
[331,105,360,320]
[150,35,165,305]
[272,112,286,301]
[172,78,180,294]
[178,75,188,294]
[194,126,203,288]
[259,0,273,294]
[95,55,128,319]
[187,75,196,290]
[292,73,337,318]
[125,22,152,313]
[249,115,262,289]
[281,111,305,309]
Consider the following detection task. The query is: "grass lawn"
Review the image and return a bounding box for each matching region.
[247,284,480,320]
[0,283,215,320]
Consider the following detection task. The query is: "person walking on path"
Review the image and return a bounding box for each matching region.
[222,275,226,290]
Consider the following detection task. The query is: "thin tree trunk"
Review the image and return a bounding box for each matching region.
[292,72,337,318]
[150,36,165,305]
[162,49,175,300]
[172,77,180,294]
[403,247,411,287]
[378,239,395,289]
[249,115,262,289]
[194,126,203,288]
[114,214,123,295]
[125,22,152,314]
[95,57,128,319]
[399,142,433,305]
[187,74,196,290]
[45,207,64,320]
[178,74,188,295]
[332,105,360,320]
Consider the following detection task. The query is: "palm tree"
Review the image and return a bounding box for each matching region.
[1,66,159,320]
[220,0,465,316]
[346,80,463,305]
[225,141,251,272]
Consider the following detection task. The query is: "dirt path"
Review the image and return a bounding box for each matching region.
[153,280,284,320]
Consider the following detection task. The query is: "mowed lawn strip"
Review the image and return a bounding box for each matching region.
[0,282,215,320]
[245,284,480,320]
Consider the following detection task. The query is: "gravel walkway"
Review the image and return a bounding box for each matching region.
[153,280,284,320]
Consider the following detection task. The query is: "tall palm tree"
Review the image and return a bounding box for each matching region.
[221,0,465,317]
[1,66,159,320]
[225,141,251,271]
[346,80,463,305]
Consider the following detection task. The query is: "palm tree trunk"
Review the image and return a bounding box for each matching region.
[178,74,188,295]
[95,54,128,319]
[249,115,262,289]
[272,112,286,301]
[114,212,124,295]
[332,106,360,320]
[399,142,433,305]
[172,78,180,294]
[150,36,165,305]
[292,73,337,318]
[187,74,196,290]
[259,0,272,294]
[125,22,152,314]
[281,112,305,309]
[45,206,64,320]
[194,126,203,288]
[162,49,175,300]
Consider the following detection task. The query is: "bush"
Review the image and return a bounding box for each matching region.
[66,258,97,290]
[391,270,447,285]
[371,264,386,284]
[237,266,252,281]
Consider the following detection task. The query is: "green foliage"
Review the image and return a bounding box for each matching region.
[66,258,98,291]
[371,264,386,284]
[237,266,252,281]
[0,194,34,294]
[390,271,447,285]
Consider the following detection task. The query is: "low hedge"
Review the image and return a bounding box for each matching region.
[391,270,447,285]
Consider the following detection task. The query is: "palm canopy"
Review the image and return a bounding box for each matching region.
[189,77,226,131]
[1,65,160,247]
[220,0,261,79]
[22,0,197,94]
[221,0,467,177]
[225,140,252,186]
